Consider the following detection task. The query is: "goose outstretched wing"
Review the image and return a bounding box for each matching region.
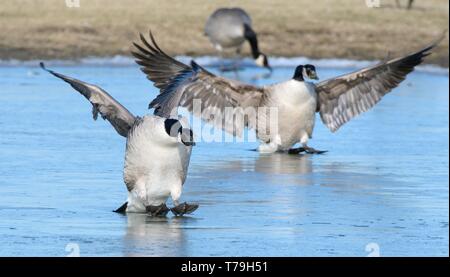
[315,35,444,132]
[41,63,136,137]
[132,31,265,136]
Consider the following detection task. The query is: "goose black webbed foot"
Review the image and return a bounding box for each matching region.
[170,202,199,216]
[146,203,170,217]
[113,202,128,214]
[288,147,328,155]
[304,146,328,154]
[288,147,306,154]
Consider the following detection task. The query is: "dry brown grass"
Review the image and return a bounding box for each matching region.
[0,0,448,66]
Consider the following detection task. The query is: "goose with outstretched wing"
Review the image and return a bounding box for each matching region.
[40,63,198,216]
[133,31,443,154]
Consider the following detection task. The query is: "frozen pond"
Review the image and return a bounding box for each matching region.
[0,61,448,256]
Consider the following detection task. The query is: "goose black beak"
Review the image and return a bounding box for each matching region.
[309,73,319,80]
[180,128,195,146]
[182,141,196,147]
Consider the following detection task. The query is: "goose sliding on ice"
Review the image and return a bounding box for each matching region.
[132,31,443,154]
[40,63,198,216]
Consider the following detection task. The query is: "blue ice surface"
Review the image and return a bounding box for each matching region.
[0,60,448,256]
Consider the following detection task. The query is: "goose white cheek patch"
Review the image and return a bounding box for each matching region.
[255,55,265,67]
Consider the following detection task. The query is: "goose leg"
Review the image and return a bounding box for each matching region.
[217,49,228,72]
[233,46,242,71]
[170,202,199,216]
[146,203,170,217]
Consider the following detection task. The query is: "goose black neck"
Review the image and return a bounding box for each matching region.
[244,24,260,59]
[293,65,304,81]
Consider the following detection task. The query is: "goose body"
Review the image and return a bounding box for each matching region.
[41,63,197,216]
[257,80,317,153]
[205,7,251,50]
[124,116,192,212]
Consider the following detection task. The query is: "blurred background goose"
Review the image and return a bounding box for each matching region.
[40,63,198,216]
[204,7,271,71]
[132,31,442,154]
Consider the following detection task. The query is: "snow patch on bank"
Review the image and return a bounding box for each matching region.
[1,55,448,75]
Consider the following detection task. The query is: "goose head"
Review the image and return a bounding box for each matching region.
[255,53,272,72]
[293,64,319,81]
[164,119,196,147]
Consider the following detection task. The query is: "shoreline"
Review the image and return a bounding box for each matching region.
[2,55,448,75]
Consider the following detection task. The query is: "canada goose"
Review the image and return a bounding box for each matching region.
[132,31,443,154]
[40,62,198,216]
[204,7,271,71]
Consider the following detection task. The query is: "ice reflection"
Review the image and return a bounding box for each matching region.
[123,214,195,256]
